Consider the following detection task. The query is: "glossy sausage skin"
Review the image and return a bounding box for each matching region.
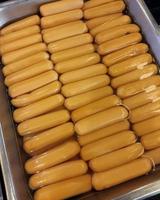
[34,174,91,200]
[78,120,130,146]
[75,106,128,135]
[25,140,80,174]
[29,160,88,190]
[65,86,113,111]
[144,148,160,165]
[92,158,152,191]
[89,143,144,172]
[80,131,136,161]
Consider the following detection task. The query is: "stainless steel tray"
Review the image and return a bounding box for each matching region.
[0,0,160,200]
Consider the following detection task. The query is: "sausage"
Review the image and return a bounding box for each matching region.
[62,75,110,97]
[78,120,130,146]
[109,53,153,77]
[41,9,83,28]
[86,13,122,29]
[91,15,131,36]
[11,81,61,108]
[0,25,40,45]
[89,143,144,172]
[111,64,158,88]
[34,174,91,200]
[5,60,53,86]
[0,15,40,35]
[98,33,142,55]
[144,148,160,165]
[8,70,58,98]
[17,109,70,136]
[60,63,107,84]
[29,160,88,190]
[25,140,80,174]
[75,106,128,135]
[83,0,119,10]
[92,158,152,191]
[65,86,113,111]
[2,52,49,76]
[51,44,95,63]
[123,87,160,110]
[133,115,160,136]
[95,24,140,44]
[141,130,160,150]
[103,43,149,66]
[40,0,83,16]
[0,34,42,55]
[43,21,88,43]
[55,53,100,74]
[47,33,93,53]
[13,94,64,123]
[80,131,136,161]
[72,95,121,122]
[2,43,47,65]
[23,122,74,155]
[84,1,125,19]
[130,100,160,123]
[117,75,160,99]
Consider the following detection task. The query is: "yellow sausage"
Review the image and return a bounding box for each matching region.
[17,109,70,136]
[141,130,160,150]
[92,158,152,191]
[11,81,61,108]
[5,60,53,86]
[47,33,93,53]
[111,64,158,88]
[144,148,160,165]
[13,94,64,123]
[25,140,80,174]
[91,15,131,36]
[43,21,88,43]
[0,25,40,45]
[29,160,87,190]
[8,70,58,98]
[80,131,136,161]
[84,1,125,19]
[65,86,113,111]
[62,75,110,97]
[41,9,83,28]
[98,33,142,55]
[78,120,130,146]
[51,44,95,63]
[75,106,128,135]
[133,115,160,136]
[117,75,160,99]
[109,53,153,77]
[2,43,47,65]
[0,15,40,35]
[86,13,122,29]
[89,143,144,172]
[40,0,83,16]
[2,52,49,76]
[72,95,121,122]
[103,43,149,67]
[60,63,107,84]
[83,0,119,10]
[123,87,160,110]
[23,122,74,155]
[34,174,91,200]
[55,53,100,74]
[130,100,160,123]
[0,34,42,55]
[95,24,140,44]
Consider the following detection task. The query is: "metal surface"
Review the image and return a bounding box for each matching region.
[0,0,160,200]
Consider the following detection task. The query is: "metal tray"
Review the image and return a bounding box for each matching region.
[0,0,160,200]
